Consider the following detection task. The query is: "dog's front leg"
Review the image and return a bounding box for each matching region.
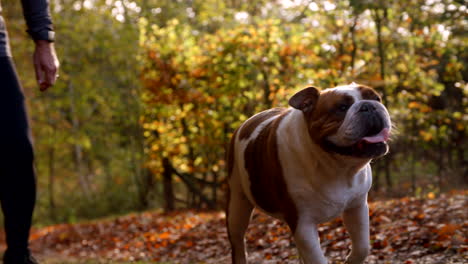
[293,218,327,264]
[342,202,370,264]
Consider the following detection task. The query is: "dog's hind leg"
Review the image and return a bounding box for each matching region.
[226,169,254,264]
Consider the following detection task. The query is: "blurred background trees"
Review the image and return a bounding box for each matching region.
[1,0,466,225]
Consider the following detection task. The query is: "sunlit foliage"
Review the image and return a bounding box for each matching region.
[1,0,466,223]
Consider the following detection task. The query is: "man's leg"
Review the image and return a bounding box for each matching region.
[0,56,38,264]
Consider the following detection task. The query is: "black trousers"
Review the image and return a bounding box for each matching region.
[0,56,36,255]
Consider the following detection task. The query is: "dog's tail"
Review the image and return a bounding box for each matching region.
[226,127,240,179]
[223,127,240,212]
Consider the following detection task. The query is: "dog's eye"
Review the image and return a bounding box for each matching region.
[338,104,350,112]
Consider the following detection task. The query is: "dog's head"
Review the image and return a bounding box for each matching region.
[289,83,391,159]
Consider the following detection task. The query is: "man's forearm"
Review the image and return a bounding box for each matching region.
[20,0,54,42]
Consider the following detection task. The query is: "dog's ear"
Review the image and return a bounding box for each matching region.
[289,86,320,112]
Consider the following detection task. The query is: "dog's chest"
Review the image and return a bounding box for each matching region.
[290,176,371,223]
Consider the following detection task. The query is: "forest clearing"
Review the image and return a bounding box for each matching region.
[0,0,466,263]
[1,190,466,263]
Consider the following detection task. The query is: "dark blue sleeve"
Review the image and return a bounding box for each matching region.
[20,0,54,41]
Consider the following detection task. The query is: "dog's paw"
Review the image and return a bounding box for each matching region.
[345,251,369,264]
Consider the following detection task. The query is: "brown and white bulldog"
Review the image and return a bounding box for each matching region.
[226,83,391,264]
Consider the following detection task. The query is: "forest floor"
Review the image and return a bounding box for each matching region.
[0,190,466,264]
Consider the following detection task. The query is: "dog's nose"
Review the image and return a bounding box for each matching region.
[359,102,376,112]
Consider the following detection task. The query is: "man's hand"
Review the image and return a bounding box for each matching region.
[33,40,59,92]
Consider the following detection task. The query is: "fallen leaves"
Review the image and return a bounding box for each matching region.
[0,191,466,263]
[366,190,467,263]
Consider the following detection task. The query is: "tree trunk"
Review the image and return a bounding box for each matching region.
[162,157,175,212]
[374,163,381,192]
[212,171,218,207]
[374,9,388,103]
[261,65,272,108]
[48,146,56,221]
[350,15,359,75]
[384,157,392,190]
[68,81,91,198]
[373,8,392,192]
[437,122,444,189]
[410,117,416,194]
[458,145,467,185]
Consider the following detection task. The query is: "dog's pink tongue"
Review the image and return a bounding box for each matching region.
[362,128,390,143]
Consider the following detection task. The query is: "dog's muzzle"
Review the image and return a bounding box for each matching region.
[324,101,391,158]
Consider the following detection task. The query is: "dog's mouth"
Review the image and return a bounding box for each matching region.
[356,127,390,147]
[323,128,390,158]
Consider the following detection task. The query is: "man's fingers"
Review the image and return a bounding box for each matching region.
[39,63,57,92]
[34,60,44,85]
[38,69,50,92]
[40,82,49,92]
[46,64,57,85]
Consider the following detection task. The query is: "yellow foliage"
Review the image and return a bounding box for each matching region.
[427,192,435,199]
[453,112,462,119]
[419,130,433,141]
[408,101,420,109]
[420,105,432,113]
[151,144,160,151]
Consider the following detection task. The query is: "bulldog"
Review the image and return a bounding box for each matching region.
[226,83,391,264]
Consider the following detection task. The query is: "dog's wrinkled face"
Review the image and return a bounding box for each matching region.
[289,83,391,158]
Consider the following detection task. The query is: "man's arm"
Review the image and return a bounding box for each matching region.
[21,0,54,42]
[20,0,59,91]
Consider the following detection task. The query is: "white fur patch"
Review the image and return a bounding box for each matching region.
[324,83,362,102]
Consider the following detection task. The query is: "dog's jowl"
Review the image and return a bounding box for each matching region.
[226,83,391,264]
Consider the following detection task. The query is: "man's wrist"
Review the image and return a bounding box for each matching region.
[34,39,53,48]
[29,29,55,43]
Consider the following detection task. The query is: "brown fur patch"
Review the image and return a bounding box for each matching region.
[239,108,286,140]
[243,109,299,232]
[358,85,381,102]
[306,90,354,145]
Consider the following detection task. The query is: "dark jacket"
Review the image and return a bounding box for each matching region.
[0,0,53,57]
